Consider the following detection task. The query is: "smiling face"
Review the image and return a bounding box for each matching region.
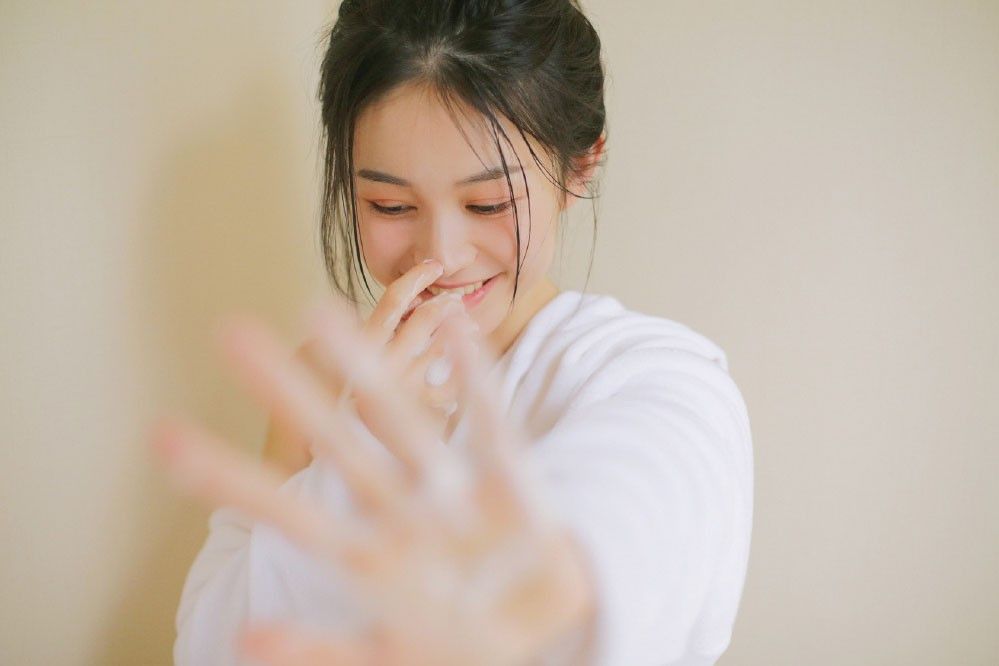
[352,82,573,355]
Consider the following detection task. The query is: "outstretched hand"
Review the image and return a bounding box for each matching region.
[150,293,593,665]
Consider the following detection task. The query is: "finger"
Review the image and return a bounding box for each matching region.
[149,417,411,598]
[436,315,512,458]
[385,291,464,371]
[365,260,444,346]
[241,624,374,666]
[422,379,457,410]
[437,315,535,532]
[405,312,480,390]
[149,415,360,563]
[242,624,463,666]
[399,354,457,416]
[214,313,405,515]
[403,336,465,418]
[296,335,350,399]
[306,295,453,479]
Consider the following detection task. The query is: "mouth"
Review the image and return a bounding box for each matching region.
[416,274,499,310]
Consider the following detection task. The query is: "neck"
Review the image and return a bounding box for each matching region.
[487,277,561,358]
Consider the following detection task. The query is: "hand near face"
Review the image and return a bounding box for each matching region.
[151,293,593,665]
[363,259,479,441]
[264,260,478,475]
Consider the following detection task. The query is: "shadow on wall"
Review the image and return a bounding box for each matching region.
[95,73,321,664]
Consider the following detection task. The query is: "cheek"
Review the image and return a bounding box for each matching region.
[358,221,411,283]
[511,197,559,270]
[496,196,548,265]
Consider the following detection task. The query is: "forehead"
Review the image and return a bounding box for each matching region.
[353,82,539,182]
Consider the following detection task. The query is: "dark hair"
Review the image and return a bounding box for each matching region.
[315,0,607,308]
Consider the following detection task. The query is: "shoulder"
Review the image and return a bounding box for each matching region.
[512,295,754,666]
[565,291,727,365]
[502,291,749,441]
[507,290,733,390]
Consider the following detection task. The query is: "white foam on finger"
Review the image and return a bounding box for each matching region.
[424,356,453,387]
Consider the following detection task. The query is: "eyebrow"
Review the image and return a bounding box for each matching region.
[356,165,524,187]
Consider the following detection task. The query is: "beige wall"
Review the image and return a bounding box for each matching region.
[2,1,996,664]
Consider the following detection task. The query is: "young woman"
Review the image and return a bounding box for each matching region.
[153,1,754,664]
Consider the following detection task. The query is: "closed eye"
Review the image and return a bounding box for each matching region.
[367,202,412,216]
[467,200,514,216]
[366,200,517,217]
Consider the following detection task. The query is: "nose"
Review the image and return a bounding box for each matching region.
[412,211,476,276]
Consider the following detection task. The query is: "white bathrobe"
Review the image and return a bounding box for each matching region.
[175,290,754,666]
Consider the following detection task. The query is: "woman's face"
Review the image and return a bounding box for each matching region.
[352,82,571,354]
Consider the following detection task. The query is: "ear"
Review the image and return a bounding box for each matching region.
[562,131,606,212]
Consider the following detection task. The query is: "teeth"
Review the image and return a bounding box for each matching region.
[427,280,484,297]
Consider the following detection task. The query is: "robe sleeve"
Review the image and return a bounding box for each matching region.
[173,461,365,666]
[528,346,754,666]
[174,506,254,666]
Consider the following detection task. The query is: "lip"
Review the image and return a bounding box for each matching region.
[458,273,498,308]
[400,274,499,323]
[429,277,493,289]
[423,274,499,308]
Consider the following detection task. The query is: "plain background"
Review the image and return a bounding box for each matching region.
[2,1,997,664]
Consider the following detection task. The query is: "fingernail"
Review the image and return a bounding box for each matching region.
[421,259,444,275]
[407,292,428,311]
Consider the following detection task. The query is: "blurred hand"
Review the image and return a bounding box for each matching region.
[150,292,594,665]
